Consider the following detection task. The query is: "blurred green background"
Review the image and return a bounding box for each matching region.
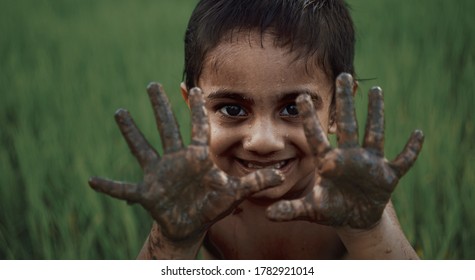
[1,0,474,259]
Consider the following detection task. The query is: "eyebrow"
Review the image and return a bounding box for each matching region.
[207,90,250,102]
[276,90,321,103]
[206,89,321,104]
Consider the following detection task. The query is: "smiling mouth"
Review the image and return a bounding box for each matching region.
[237,158,293,171]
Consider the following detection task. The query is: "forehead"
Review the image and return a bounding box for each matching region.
[198,30,332,98]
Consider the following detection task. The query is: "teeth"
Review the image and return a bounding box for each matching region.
[247,162,264,169]
[246,160,287,169]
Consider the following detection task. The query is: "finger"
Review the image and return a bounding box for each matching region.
[335,73,359,148]
[363,87,385,156]
[147,82,184,153]
[266,185,332,223]
[266,197,330,223]
[189,87,210,146]
[88,176,143,204]
[390,130,424,177]
[266,199,311,221]
[115,109,160,169]
[297,94,331,159]
[231,169,285,200]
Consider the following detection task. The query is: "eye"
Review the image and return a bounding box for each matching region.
[218,105,247,117]
[280,103,299,116]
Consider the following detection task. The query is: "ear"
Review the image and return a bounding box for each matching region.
[328,79,358,135]
[352,79,359,97]
[180,82,190,108]
[328,114,337,134]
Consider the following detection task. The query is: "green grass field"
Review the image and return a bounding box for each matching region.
[1,0,474,259]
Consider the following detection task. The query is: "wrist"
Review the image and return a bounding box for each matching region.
[335,211,391,259]
[138,222,205,260]
[335,203,419,259]
[336,217,382,238]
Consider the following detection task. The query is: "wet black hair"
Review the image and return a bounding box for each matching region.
[183,0,355,90]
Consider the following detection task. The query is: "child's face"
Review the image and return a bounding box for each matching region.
[195,31,334,199]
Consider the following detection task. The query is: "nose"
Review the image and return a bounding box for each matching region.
[243,117,285,155]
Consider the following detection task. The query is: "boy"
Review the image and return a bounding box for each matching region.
[89,0,424,259]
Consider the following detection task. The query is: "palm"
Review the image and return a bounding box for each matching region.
[267,73,424,229]
[89,84,282,241]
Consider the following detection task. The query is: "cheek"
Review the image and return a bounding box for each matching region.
[209,128,236,155]
[208,117,241,159]
[292,129,315,173]
[288,125,312,155]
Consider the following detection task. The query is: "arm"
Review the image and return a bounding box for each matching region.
[337,201,419,259]
[267,73,423,259]
[136,222,204,260]
[89,83,283,259]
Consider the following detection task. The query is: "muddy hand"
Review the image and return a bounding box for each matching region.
[267,73,424,229]
[89,84,283,242]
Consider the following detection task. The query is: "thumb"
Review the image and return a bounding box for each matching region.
[266,187,329,223]
[266,199,310,222]
[232,169,284,200]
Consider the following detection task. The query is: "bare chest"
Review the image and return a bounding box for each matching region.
[205,203,346,259]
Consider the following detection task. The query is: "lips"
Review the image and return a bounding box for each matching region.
[237,158,293,171]
[234,157,302,199]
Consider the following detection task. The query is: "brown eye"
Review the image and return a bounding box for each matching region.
[219,105,247,117]
[280,103,299,116]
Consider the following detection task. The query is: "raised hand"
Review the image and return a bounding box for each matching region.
[89,83,283,242]
[267,73,424,229]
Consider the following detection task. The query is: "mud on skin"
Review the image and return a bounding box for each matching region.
[266,73,424,229]
[88,83,284,244]
[89,72,424,248]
